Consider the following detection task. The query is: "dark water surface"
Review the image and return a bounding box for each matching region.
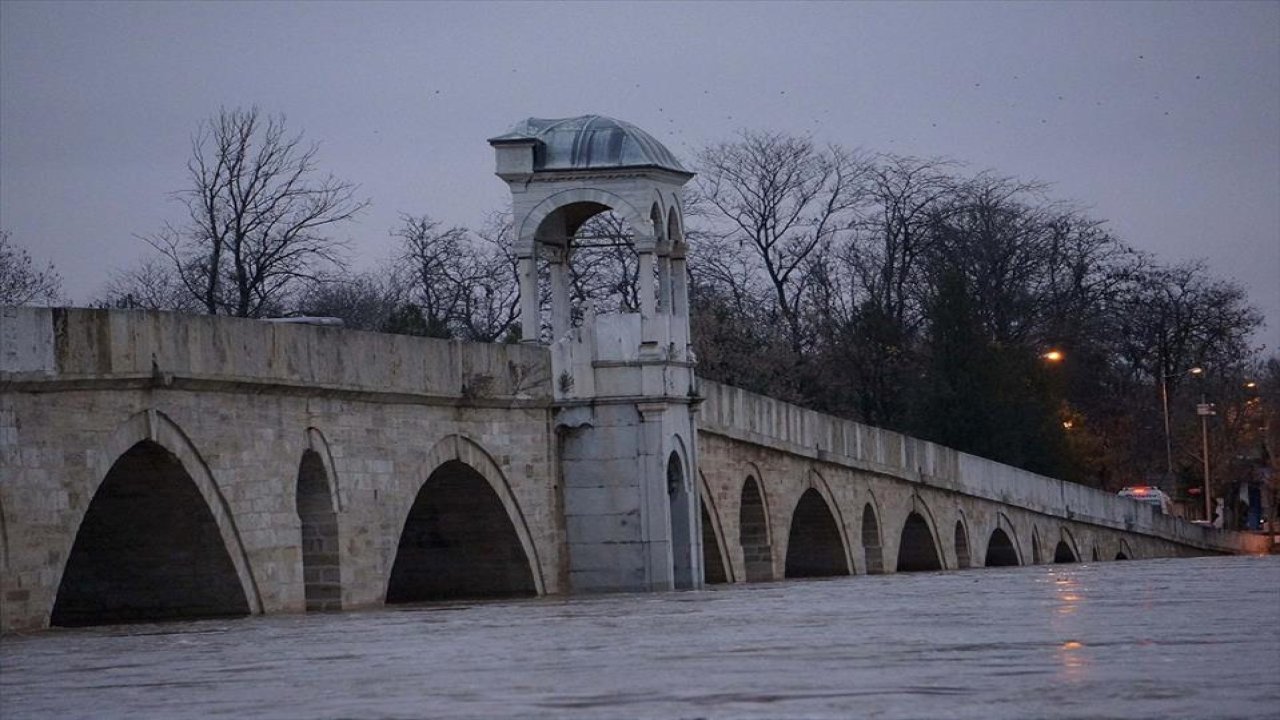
[2,555,1277,719]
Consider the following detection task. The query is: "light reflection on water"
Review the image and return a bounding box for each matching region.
[2,555,1277,719]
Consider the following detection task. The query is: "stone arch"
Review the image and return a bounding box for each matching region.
[296,448,340,612]
[303,427,342,512]
[896,495,944,572]
[49,409,262,627]
[985,526,1021,567]
[1116,538,1133,561]
[953,515,971,569]
[739,473,774,582]
[698,472,733,585]
[784,472,851,578]
[1054,527,1079,564]
[861,496,885,575]
[518,188,653,250]
[386,434,544,602]
[53,440,258,626]
[667,436,695,589]
[667,206,684,248]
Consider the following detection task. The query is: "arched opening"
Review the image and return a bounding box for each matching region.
[386,460,536,603]
[701,501,728,584]
[1032,530,1043,564]
[954,520,971,569]
[785,489,849,578]
[896,512,943,572]
[1091,546,1100,562]
[1053,540,1077,564]
[51,441,250,626]
[1115,552,1129,561]
[861,503,884,574]
[667,452,694,590]
[739,476,773,582]
[297,450,340,612]
[985,528,1020,567]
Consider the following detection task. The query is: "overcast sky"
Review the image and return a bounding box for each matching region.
[2,1,1277,350]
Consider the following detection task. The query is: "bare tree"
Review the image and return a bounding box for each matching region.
[695,132,869,351]
[390,212,520,342]
[96,256,202,312]
[149,107,367,318]
[0,230,62,305]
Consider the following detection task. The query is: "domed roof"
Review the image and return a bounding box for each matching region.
[489,115,686,173]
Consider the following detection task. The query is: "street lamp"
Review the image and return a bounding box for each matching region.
[1197,395,1215,523]
[1041,349,1065,363]
[1160,365,1203,496]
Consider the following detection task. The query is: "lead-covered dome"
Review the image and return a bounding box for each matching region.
[489,115,686,173]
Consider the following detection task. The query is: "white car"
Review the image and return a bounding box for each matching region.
[1118,486,1172,514]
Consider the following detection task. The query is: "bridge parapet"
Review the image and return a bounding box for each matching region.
[697,379,1266,555]
[2,307,553,404]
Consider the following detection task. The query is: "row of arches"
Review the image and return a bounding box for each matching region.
[695,474,1134,586]
[49,423,543,628]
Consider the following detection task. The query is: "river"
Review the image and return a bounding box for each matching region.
[2,555,1277,719]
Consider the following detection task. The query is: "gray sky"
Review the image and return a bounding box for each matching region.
[2,1,1277,350]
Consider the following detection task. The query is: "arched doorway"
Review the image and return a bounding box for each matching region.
[739,477,772,582]
[667,452,695,590]
[701,501,728,584]
[51,441,250,626]
[861,503,884,574]
[1054,540,1077,564]
[386,460,536,603]
[985,528,1020,567]
[785,489,849,578]
[954,520,971,569]
[297,450,340,611]
[896,512,942,572]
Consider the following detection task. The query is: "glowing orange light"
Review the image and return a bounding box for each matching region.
[1042,350,1065,362]
[1133,487,1148,495]
[1062,420,1074,429]
[1062,641,1084,650]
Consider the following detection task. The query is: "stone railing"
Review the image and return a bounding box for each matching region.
[1,307,553,405]
[697,379,1268,554]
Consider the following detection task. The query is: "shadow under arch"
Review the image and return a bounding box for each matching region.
[954,512,972,569]
[984,512,1023,567]
[861,491,885,575]
[1116,538,1134,561]
[896,495,944,572]
[698,471,733,584]
[51,410,262,625]
[666,437,694,590]
[296,447,340,612]
[739,470,774,582]
[1054,527,1080,564]
[784,471,851,578]
[386,434,545,603]
[518,188,653,249]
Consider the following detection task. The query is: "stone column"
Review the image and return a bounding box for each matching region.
[549,247,570,340]
[671,255,690,341]
[518,254,538,342]
[638,251,656,318]
[657,253,672,314]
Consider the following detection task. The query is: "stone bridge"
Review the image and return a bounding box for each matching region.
[0,307,1264,633]
[0,115,1267,633]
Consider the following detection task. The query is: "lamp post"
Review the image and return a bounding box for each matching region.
[1160,366,1203,495]
[1197,395,1215,523]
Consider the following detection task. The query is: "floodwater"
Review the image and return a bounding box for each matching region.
[2,556,1277,719]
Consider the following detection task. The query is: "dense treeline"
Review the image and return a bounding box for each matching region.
[43,109,1273,505]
